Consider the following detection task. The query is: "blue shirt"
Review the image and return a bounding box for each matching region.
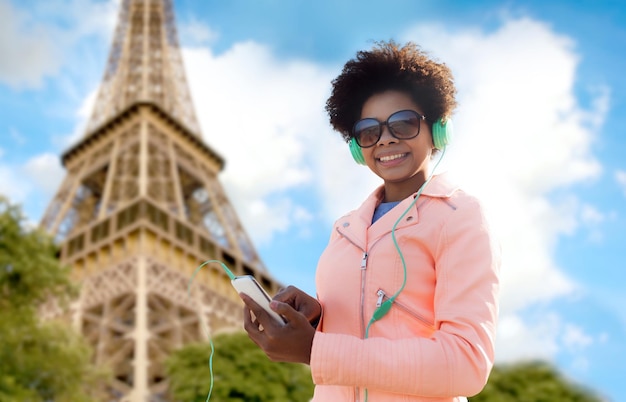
[372,201,401,224]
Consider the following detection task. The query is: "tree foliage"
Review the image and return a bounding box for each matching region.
[0,197,75,310]
[166,331,314,402]
[0,196,107,402]
[470,360,604,402]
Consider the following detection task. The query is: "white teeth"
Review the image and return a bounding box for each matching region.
[379,154,405,162]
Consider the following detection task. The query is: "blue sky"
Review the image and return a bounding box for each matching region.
[1,0,625,400]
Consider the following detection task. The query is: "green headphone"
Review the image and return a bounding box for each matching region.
[349,118,452,165]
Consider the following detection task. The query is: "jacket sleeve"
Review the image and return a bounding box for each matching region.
[310,196,501,397]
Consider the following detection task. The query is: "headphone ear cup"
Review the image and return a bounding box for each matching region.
[432,119,453,150]
[349,138,366,165]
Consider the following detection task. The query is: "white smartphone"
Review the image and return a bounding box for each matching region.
[232,275,285,325]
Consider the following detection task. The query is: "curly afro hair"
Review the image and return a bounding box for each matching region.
[326,40,457,143]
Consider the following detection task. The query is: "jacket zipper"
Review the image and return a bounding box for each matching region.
[359,251,368,335]
[376,289,435,328]
[335,226,372,337]
[335,227,368,402]
[335,226,397,402]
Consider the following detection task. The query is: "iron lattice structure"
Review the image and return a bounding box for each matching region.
[40,0,281,400]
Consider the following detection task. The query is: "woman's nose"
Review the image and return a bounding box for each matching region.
[377,124,397,145]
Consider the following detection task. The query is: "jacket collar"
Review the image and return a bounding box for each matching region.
[420,172,460,198]
[370,172,460,204]
[336,173,460,246]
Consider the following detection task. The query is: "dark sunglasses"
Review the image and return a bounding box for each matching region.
[352,109,426,148]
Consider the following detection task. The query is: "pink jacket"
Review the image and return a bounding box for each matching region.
[310,174,500,401]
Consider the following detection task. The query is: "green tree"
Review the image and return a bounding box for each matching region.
[0,196,107,401]
[470,361,604,402]
[166,331,314,402]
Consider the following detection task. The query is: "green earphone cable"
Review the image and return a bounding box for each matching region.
[187,259,237,402]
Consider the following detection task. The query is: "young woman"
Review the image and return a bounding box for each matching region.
[240,40,501,402]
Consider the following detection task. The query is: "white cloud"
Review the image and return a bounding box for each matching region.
[8,127,26,145]
[562,323,593,351]
[569,356,589,372]
[183,41,335,245]
[579,203,606,243]
[495,312,597,369]
[616,170,626,197]
[53,86,99,149]
[496,312,561,362]
[179,16,220,46]
[23,153,65,196]
[0,163,31,202]
[581,204,604,226]
[315,132,383,220]
[0,152,64,223]
[562,324,596,373]
[0,0,117,89]
[0,0,61,88]
[245,197,294,244]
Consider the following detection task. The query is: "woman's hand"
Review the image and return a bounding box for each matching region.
[273,285,322,327]
[241,290,318,364]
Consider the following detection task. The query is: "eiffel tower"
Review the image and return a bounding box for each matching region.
[40,0,281,400]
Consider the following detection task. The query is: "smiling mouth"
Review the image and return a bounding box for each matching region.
[378,153,407,162]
